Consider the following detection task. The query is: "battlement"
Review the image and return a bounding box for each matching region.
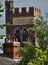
[5,0,41,17]
[12,7,41,17]
[13,7,34,16]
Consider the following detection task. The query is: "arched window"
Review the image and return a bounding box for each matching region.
[22,28,28,41]
[15,29,21,42]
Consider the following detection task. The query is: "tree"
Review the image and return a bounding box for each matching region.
[18,41,48,65]
[0,3,4,17]
[18,41,35,65]
[27,48,48,65]
[0,3,10,39]
[18,18,48,65]
[29,17,48,50]
[0,3,5,39]
[35,18,48,50]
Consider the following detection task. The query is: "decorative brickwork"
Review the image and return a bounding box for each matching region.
[3,0,41,59]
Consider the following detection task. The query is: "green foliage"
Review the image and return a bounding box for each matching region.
[37,21,48,50]
[18,41,35,65]
[0,3,4,17]
[27,48,48,65]
[0,35,5,39]
[18,18,48,65]
[0,3,5,39]
[18,40,48,65]
[0,46,3,49]
[29,18,48,50]
[0,22,11,39]
[0,3,11,39]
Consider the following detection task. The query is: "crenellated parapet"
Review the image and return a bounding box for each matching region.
[5,0,41,17]
[11,7,41,17]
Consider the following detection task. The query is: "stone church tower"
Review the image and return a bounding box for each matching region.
[3,0,41,59]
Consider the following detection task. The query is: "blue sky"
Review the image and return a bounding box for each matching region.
[0,0,48,43]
